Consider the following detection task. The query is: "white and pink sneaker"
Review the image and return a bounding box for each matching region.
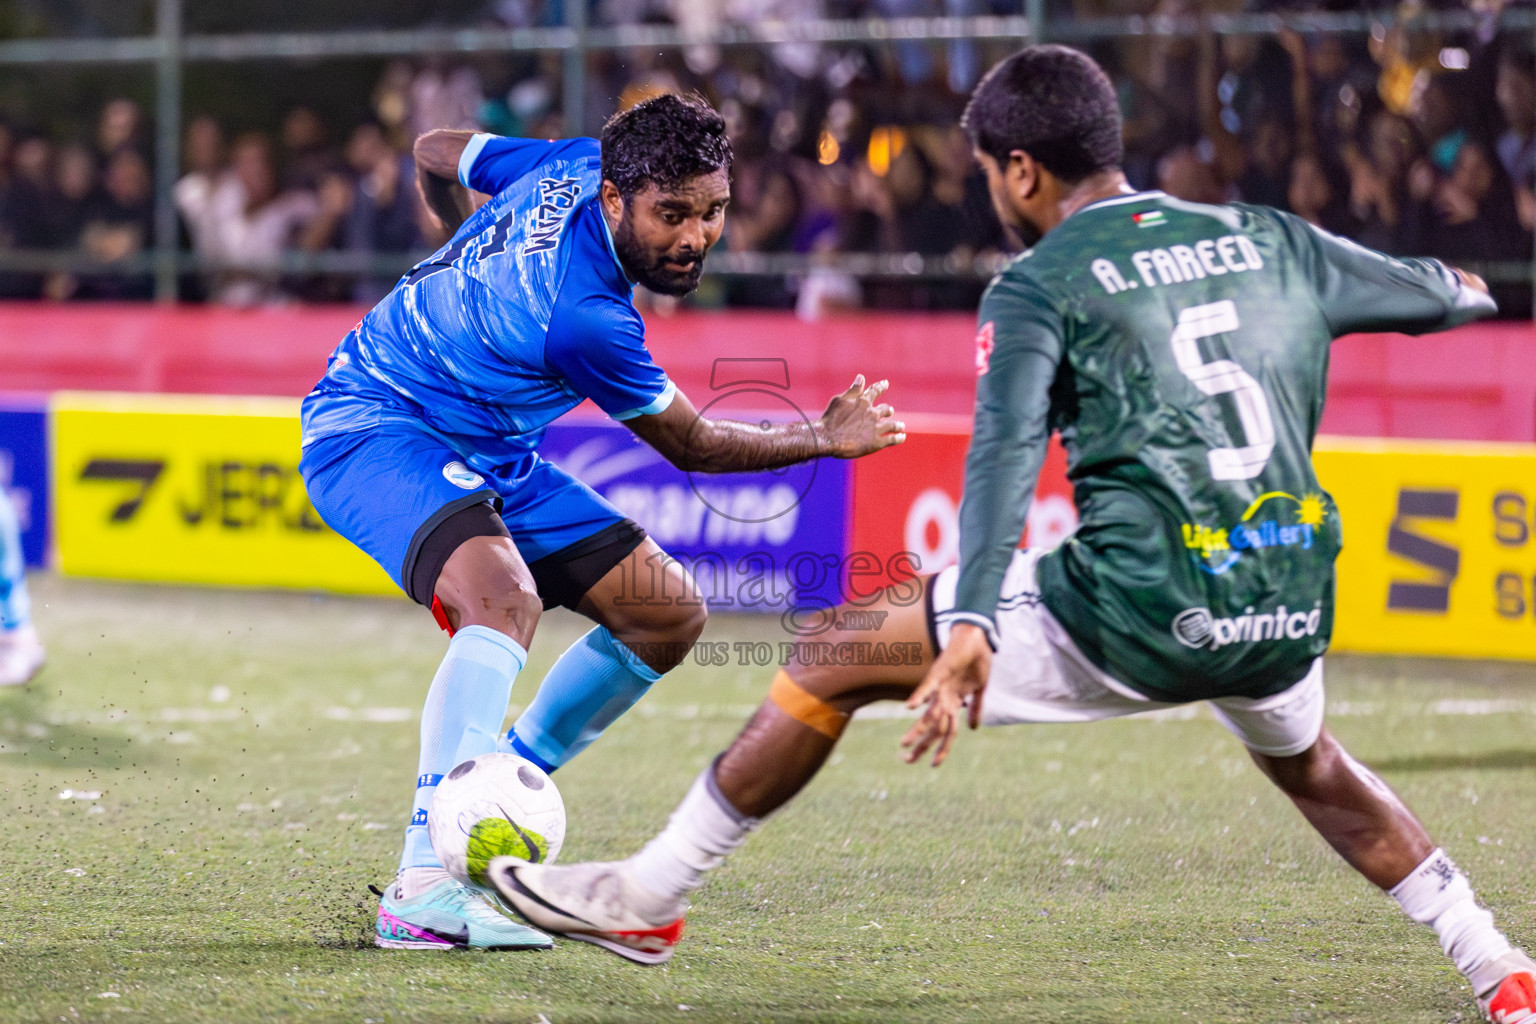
[488,858,685,965]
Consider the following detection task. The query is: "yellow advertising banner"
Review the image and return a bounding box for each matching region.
[51,392,396,595]
[1317,436,1536,660]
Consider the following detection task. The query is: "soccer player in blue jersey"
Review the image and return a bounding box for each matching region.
[298,94,905,951]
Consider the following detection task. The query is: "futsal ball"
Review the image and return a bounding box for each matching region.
[428,752,566,888]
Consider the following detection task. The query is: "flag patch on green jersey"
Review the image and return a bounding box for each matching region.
[1132,210,1166,228]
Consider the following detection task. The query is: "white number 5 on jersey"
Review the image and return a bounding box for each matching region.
[1170,300,1274,481]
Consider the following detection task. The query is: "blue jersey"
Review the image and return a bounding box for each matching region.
[300,134,675,460]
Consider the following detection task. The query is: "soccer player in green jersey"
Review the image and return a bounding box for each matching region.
[490,45,1536,1019]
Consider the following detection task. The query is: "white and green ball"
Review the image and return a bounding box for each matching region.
[427,752,566,887]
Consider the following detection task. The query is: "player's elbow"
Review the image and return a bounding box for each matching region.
[668,420,751,474]
[412,130,465,181]
[653,431,712,473]
[658,444,700,472]
[412,129,450,155]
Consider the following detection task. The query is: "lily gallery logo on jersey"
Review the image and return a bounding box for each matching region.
[442,462,485,490]
[1172,603,1323,651]
[1182,491,1331,575]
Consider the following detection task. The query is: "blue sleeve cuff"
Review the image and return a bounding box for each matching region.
[457,133,494,189]
[934,611,1000,652]
[611,379,677,421]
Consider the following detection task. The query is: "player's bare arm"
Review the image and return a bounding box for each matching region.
[625,376,905,473]
[412,128,479,234]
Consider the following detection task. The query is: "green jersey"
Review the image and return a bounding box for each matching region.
[948,191,1495,702]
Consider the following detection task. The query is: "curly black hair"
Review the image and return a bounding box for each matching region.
[962,45,1123,184]
[600,93,732,200]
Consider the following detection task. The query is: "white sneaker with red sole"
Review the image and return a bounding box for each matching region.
[1477,951,1536,1023]
[486,857,685,965]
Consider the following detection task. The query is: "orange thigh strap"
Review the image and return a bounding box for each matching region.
[768,670,849,740]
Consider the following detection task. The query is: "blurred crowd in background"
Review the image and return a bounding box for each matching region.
[1,0,1534,315]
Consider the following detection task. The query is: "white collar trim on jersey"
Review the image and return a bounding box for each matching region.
[1077,189,1166,215]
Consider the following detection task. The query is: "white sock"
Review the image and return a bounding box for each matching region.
[628,762,760,912]
[395,865,454,899]
[1391,848,1513,994]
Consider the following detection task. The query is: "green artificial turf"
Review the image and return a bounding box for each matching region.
[0,576,1531,1023]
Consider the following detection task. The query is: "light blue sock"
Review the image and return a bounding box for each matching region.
[0,489,30,631]
[399,625,527,874]
[501,626,663,771]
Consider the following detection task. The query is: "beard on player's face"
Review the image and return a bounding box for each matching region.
[612,211,707,297]
[608,172,729,297]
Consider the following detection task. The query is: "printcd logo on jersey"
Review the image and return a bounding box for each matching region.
[1172,604,1322,651]
[442,462,485,490]
[974,321,995,376]
[524,177,582,255]
[1182,491,1330,575]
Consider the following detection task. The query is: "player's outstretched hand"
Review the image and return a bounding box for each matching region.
[901,623,991,768]
[819,375,906,458]
[1452,267,1489,294]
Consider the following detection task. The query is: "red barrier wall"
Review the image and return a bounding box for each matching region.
[4,303,1534,441]
[1324,322,1536,441]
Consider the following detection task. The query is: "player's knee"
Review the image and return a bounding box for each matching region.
[628,593,708,639]
[1253,728,1338,797]
[415,508,544,642]
[787,661,896,714]
[789,661,851,701]
[434,542,543,642]
[441,579,542,639]
[637,559,709,650]
[670,598,708,648]
[620,599,706,673]
[765,665,906,737]
[787,615,881,691]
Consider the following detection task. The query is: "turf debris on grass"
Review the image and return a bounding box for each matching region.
[0,575,1531,1023]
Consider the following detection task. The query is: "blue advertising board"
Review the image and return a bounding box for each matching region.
[540,418,849,612]
[0,396,50,568]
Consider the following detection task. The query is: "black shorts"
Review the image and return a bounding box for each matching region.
[404,500,648,612]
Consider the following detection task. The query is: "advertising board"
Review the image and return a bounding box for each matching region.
[0,395,50,568]
[539,420,849,611]
[52,392,395,594]
[49,393,851,610]
[1316,437,1536,660]
[847,414,1074,591]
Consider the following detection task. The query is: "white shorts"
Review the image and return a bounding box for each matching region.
[928,550,1325,757]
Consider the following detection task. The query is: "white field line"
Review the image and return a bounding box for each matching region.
[22,697,1536,734]
[323,707,414,723]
